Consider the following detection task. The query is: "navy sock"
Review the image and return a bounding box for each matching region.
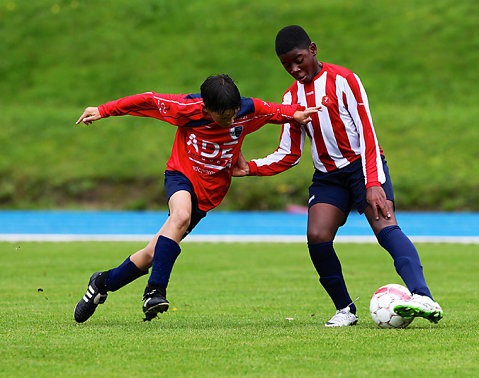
[104,256,148,292]
[148,235,181,288]
[308,241,356,313]
[377,225,432,298]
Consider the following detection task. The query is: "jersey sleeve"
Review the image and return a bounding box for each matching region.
[248,122,305,176]
[343,74,385,188]
[98,92,203,126]
[243,98,304,134]
[252,98,301,120]
[247,92,305,176]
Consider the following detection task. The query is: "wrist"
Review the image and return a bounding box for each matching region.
[366,181,381,189]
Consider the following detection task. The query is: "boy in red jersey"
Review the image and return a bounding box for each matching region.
[233,26,443,326]
[73,74,319,322]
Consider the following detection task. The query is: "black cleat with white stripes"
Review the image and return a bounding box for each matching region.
[142,285,169,321]
[74,272,108,323]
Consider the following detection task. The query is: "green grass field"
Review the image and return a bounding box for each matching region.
[1,0,479,210]
[1,241,477,377]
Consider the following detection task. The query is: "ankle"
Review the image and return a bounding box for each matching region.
[94,271,109,294]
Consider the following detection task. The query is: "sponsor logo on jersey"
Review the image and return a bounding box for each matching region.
[321,96,331,107]
[157,101,170,114]
[229,125,243,140]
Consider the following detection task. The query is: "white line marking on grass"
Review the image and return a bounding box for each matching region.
[1,234,479,243]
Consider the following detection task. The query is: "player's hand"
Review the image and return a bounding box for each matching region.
[232,151,250,177]
[293,106,321,125]
[366,186,391,221]
[76,107,101,125]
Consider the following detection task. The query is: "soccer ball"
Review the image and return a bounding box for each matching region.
[369,284,414,329]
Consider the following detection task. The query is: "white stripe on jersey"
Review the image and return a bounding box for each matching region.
[336,75,361,156]
[189,157,224,170]
[355,74,385,184]
[298,81,327,172]
[153,95,203,107]
[344,74,385,184]
[315,73,349,169]
[283,91,292,106]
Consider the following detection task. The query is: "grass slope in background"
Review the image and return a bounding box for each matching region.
[1,0,478,210]
[0,241,477,376]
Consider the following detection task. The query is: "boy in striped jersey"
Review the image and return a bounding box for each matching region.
[233,26,443,327]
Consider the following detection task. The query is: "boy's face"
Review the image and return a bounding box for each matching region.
[203,106,239,128]
[278,43,321,84]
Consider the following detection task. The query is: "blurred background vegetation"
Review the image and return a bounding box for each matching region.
[0,0,478,211]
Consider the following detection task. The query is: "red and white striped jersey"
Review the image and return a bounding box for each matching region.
[249,63,385,188]
[98,92,302,211]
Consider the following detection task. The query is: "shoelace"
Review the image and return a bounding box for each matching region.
[409,294,440,311]
[143,288,166,301]
[327,298,360,325]
[328,309,352,324]
[142,289,157,301]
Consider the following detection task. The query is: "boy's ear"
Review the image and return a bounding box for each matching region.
[309,42,318,56]
[202,103,215,119]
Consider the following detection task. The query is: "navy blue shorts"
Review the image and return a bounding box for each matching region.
[308,156,394,216]
[164,170,207,238]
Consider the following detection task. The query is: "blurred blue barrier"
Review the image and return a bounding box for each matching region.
[1,210,478,242]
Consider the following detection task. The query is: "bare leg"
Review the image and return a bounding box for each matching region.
[364,200,397,235]
[307,203,346,243]
[131,190,192,270]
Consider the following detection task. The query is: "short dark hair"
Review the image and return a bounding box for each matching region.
[200,74,241,114]
[275,25,311,56]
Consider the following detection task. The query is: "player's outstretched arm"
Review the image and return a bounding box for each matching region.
[293,106,321,125]
[76,107,101,125]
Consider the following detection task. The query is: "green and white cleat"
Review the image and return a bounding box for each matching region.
[393,294,443,323]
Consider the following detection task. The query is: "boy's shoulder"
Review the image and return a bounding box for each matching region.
[321,62,355,78]
[237,97,255,118]
[183,93,202,100]
[282,80,300,98]
[282,63,357,97]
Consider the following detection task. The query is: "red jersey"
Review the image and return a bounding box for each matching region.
[248,63,385,188]
[98,92,302,211]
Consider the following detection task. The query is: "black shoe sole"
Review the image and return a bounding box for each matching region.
[143,302,169,321]
[74,302,92,323]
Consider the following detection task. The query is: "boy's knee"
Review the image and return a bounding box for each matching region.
[170,209,192,232]
[307,228,335,243]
